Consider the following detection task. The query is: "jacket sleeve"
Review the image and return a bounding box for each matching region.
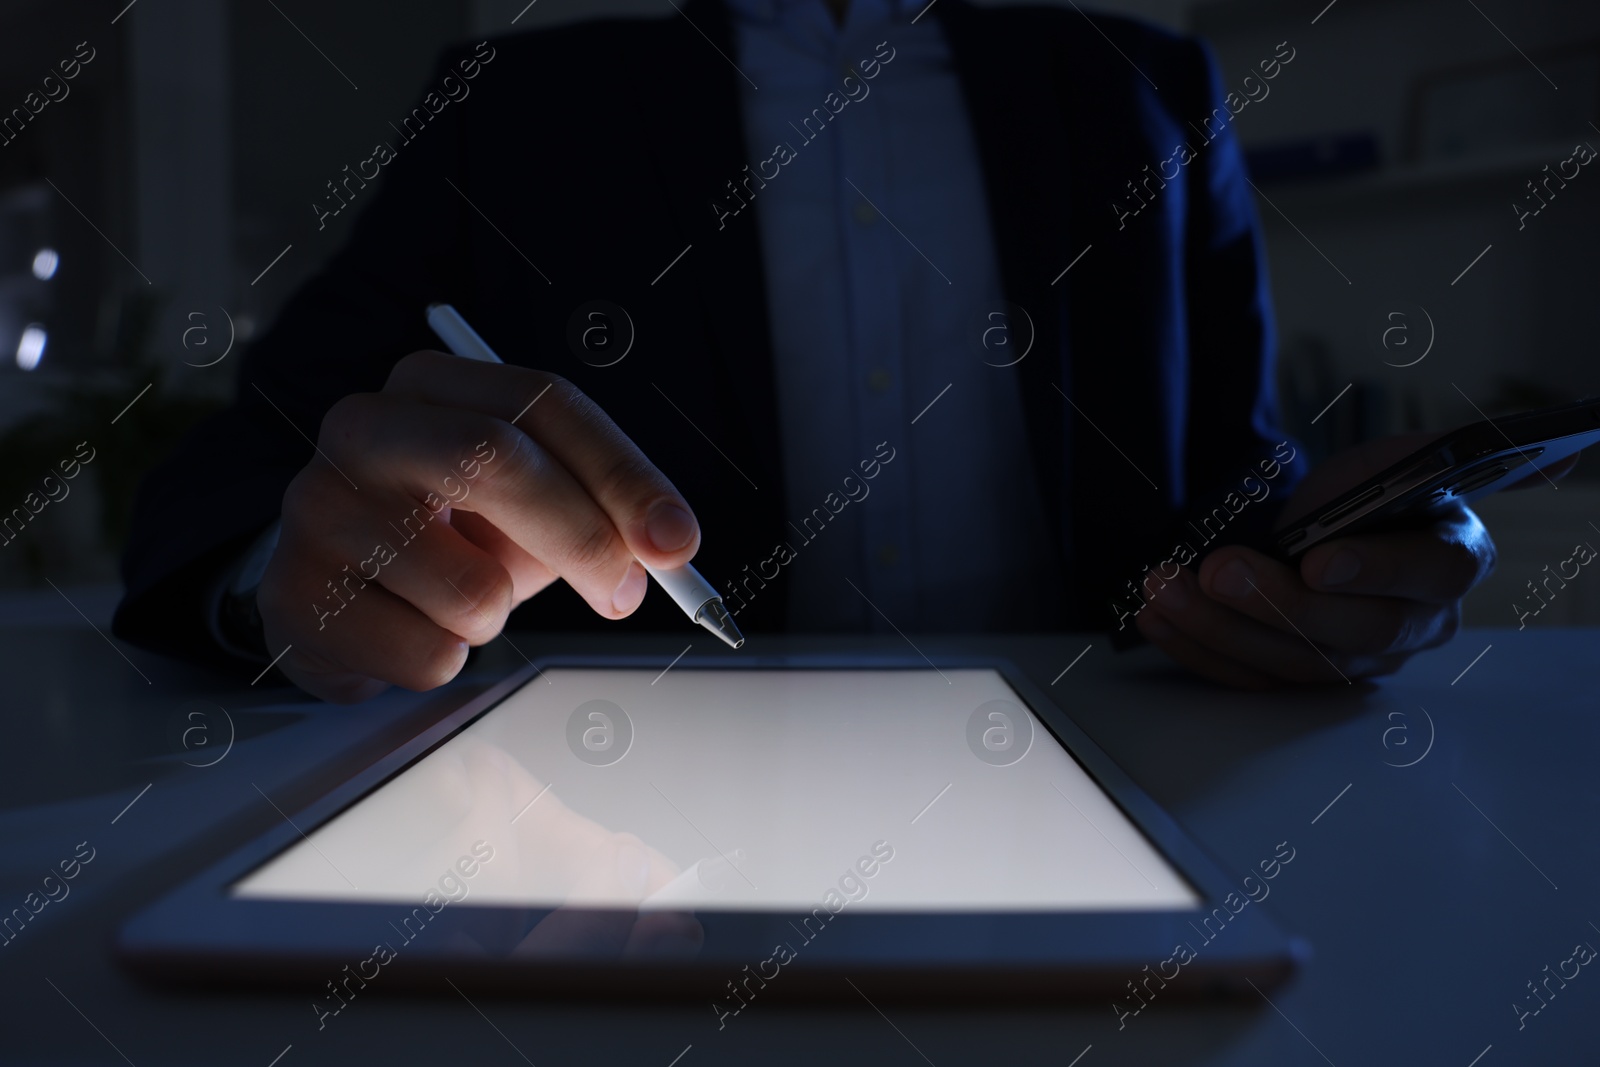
[112,46,484,666]
[1103,33,1308,644]
[1177,35,1307,548]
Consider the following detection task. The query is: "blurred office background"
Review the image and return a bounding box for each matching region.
[0,0,1596,626]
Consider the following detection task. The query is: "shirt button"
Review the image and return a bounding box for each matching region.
[853,200,878,225]
[877,544,900,567]
[867,368,891,392]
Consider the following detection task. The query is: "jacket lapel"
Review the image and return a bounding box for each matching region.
[623,0,786,508]
[936,0,1075,560]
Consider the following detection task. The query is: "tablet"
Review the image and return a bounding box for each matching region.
[119,657,1302,1001]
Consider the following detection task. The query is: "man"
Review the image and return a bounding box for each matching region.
[114,0,1515,701]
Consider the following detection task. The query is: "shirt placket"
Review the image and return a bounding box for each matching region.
[833,30,915,628]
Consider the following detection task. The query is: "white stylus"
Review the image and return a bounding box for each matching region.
[426,303,745,650]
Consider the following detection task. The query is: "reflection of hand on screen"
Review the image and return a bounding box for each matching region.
[354,734,520,892]
[364,734,703,959]
[510,832,704,960]
[639,849,747,910]
[382,733,683,906]
[250,729,682,909]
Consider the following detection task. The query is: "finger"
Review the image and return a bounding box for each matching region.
[451,509,559,605]
[1197,546,1456,656]
[384,350,701,567]
[1134,601,1277,690]
[1298,507,1491,604]
[1152,569,1421,681]
[1144,567,1356,683]
[280,475,515,646]
[322,393,647,620]
[566,834,656,904]
[259,548,470,700]
[344,740,513,888]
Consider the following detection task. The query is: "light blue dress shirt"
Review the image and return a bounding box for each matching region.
[726,0,1063,632]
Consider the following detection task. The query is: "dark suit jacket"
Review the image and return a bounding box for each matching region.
[114,0,1302,666]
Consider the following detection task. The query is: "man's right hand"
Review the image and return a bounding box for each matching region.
[256,350,701,703]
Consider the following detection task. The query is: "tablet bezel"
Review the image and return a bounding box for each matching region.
[117,654,1305,999]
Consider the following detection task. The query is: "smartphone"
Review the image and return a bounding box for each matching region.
[1274,397,1600,559]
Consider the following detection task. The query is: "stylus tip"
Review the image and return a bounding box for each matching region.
[697,599,745,650]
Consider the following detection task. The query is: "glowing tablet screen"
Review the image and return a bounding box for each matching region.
[234,669,1198,911]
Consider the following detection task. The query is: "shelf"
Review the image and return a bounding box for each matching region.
[1251,140,1591,210]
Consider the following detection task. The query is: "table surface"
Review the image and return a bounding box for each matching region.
[1,619,1595,1067]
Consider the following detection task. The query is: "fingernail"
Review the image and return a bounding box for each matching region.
[646,502,696,554]
[612,561,647,614]
[1214,559,1254,599]
[1321,550,1361,587]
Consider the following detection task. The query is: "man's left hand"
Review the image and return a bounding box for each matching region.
[1135,432,1576,688]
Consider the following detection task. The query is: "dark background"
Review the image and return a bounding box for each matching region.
[1,5,1597,1066]
[2,0,1598,625]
